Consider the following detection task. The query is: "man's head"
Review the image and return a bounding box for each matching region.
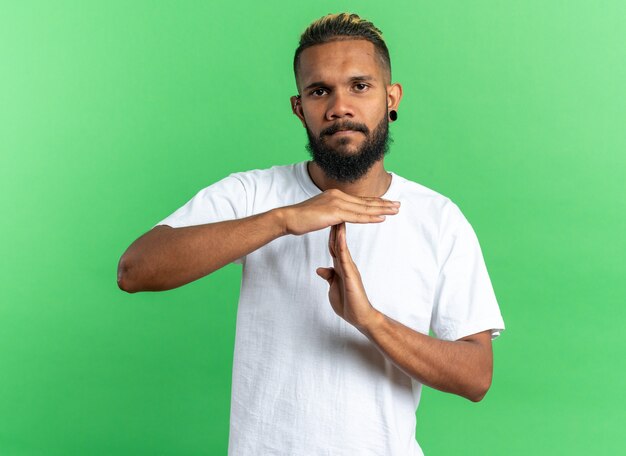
[291,13,403,183]
[293,13,392,88]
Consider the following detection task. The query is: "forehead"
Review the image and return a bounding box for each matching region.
[297,39,383,87]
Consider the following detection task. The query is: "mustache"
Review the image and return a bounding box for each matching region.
[321,121,369,137]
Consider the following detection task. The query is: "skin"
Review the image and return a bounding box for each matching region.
[317,222,493,402]
[292,39,494,402]
[118,38,495,402]
[291,39,402,197]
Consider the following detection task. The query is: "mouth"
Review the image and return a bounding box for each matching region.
[330,129,360,136]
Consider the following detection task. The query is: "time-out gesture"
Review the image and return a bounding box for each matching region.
[316,222,380,331]
[279,188,400,236]
[316,222,494,402]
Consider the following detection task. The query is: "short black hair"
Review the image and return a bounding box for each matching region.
[293,13,392,90]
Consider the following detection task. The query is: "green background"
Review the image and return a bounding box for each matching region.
[1,0,624,454]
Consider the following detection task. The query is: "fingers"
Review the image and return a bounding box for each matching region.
[345,192,399,207]
[316,267,334,282]
[331,223,355,278]
[349,201,400,217]
[340,210,391,224]
[335,198,401,224]
[359,196,401,208]
[336,223,354,268]
[343,196,401,211]
[327,188,399,209]
[333,223,340,261]
[329,224,337,258]
[286,190,401,236]
[329,224,345,276]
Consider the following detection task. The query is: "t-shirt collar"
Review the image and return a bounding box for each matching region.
[295,160,397,199]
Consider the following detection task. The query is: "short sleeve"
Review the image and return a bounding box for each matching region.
[153,174,248,265]
[430,201,505,341]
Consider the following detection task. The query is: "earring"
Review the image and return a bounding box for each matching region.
[389,110,398,121]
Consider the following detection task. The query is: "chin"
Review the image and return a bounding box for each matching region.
[331,146,361,157]
[328,138,362,152]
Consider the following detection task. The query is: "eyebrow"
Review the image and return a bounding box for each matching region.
[303,75,375,91]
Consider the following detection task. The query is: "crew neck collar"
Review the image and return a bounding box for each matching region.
[295,160,398,199]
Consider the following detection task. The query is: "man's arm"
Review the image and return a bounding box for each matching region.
[316,222,494,402]
[117,189,401,293]
[361,315,493,402]
[117,210,285,293]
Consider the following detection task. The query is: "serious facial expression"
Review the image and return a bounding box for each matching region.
[293,39,393,181]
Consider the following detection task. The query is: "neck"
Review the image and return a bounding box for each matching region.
[307,160,391,197]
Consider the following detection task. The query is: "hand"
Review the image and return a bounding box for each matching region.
[279,188,400,236]
[316,222,381,331]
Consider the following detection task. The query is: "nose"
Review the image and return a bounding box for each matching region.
[325,90,354,121]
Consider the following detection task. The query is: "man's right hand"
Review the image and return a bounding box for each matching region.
[118,189,400,293]
[277,188,401,236]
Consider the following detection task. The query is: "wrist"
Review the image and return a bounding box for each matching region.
[356,306,385,337]
[271,207,290,237]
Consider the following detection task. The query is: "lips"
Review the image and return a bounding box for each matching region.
[323,124,365,137]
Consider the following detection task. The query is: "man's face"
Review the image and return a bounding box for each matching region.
[292,39,396,183]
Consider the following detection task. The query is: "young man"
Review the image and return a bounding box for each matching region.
[118,13,505,456]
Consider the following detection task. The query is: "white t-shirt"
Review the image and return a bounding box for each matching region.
[155,160,505,456]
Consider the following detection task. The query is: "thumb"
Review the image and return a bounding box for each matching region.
[316,267,335,283]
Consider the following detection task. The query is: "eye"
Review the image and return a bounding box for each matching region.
[310,88,328,97]
[354,83,369,92]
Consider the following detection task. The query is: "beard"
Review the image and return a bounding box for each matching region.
[305,114,393,183]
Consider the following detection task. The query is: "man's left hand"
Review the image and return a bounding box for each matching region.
[316,222,380,330]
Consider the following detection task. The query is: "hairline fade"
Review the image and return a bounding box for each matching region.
[293,13,392,91]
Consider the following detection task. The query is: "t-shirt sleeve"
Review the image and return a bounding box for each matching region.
[152,173,248,265]
[430,201,505,341]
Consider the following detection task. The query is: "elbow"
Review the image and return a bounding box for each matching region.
[468,386,489,403]
[117,256,137,293]
[467,372,493,403]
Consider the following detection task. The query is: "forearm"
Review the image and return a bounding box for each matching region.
[358,311,493,402]
[118,208,286,293]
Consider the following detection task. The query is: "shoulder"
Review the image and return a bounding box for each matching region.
[390,172,477,242]
[392,172,457,217]
[228,162,300,188]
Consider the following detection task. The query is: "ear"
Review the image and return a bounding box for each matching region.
[386,82,403,112]
[290,95,307,128]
